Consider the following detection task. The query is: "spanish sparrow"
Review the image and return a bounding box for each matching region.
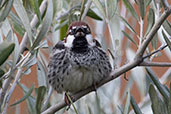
[48,21,112,94]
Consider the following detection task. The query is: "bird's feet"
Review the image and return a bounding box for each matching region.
[64,92,74,110]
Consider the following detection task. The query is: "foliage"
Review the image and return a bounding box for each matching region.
[0,0,170,113]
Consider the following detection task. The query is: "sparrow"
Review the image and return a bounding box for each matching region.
[47,21,112,94]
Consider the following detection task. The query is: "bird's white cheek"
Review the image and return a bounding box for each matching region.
[64,35,75,48]
[86,34,95,46]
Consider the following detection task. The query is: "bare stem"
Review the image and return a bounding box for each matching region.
[142,44,167,59]
[2,52,31,114]
[135,6,171,59]
[139,61,171,67]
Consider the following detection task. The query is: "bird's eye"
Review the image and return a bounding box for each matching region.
[70,29,76,35]
[83,28,90,34]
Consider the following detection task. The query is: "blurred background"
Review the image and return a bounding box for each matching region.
[0,0,170,114]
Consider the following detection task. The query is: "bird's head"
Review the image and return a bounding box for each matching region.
[64,21,96,52]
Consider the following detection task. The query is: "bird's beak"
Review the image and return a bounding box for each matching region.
[75,27,85,37]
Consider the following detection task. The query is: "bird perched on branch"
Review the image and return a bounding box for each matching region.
[47,21,112,94]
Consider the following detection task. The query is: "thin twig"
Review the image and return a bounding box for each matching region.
[18,0,47,60]
[2,53,31,114]
[142,44,168,59]
[42,6,171,114]
[139,61,171,67]
[135,6,171,59]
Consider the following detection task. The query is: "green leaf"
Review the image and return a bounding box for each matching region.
[145,0,152,7]
[19,83,36,114]
[130,95,143,114]
[59,19,68,40]
[55,19,69,31]
[0,0,13,22]
[87,9,102,21]
[13,0,33,44]
[123,0,138,21]
[9,12,25,36]
[119,15,136,34]
[91,0,106,18]
[37,61,47,87]
[146,68,169,104]
[138,0,145,20]
[31,0,53,50]
[123,90,131,114]
[149,84,168,114]
[162,31,171,51]
[10,85,34,106]
[35,86,46,114]
[0,68,5,77]
[122,31,137,46]
[163,20,171,36]
[0,68,5,88]
[151,33,158,49]
[30,0,42,22]
[0,41,15,66]
[105,0,117,19]
[145,8,155,36]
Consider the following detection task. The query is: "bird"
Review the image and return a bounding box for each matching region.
[47,21,112,94]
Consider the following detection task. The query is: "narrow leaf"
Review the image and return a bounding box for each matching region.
[19,83,36,114]
[59,19,68,40]
[10,85,34,106]
[130,95,143,114]
[0,41,15,66]
[30,0,42,22]
[151,33,158,49]
[149,84,168,114]
[13,0,33,43]
[87,9,102,21]
[105,0,117,19]
[123,90,131,114]
[146,68,169,103]
[0,68,5,77]
[119,15,136,34]
[162,31,171,51]
[123,0,138,21]
[37,61,47,87]
[163,20,171,36]
[122,31,137,46]
[0,0,14,22]
[35,86,46,114]
[31,0,53,50]
[145,0,152,7]
[55,19,69,31]
[91,0,106,18]
[138,0,145,20]
[145,8,155,36]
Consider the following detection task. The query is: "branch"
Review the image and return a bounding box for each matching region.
[135,6,171,59]
[139,61,171,67]
[42,6,171,114]
[19,0,47,57]
[142,44,168,59]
